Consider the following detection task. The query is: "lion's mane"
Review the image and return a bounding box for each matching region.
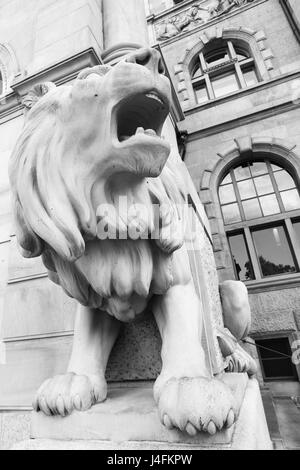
[9,83,187,318]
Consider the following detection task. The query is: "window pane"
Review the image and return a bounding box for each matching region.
[243,68,258,87]
[205,49,229,67]
[192,63,202,79]
[195,85,208,104]
[254,174,274,195]
[281,189,300,211]
[242,198,262,220]
[237,179,256,200]
[257,338,292,359]
[222,203,241,224]
[271,164,282,172]
[236,52,248,61]
[250,162,268,177]
[252,225,297,277]
[212,72,239,98]
[219,184,236,204]
[234,166,251,181]
[220,173,232,185]
[262,359,296,379]
[256,338,297,380]
[293,220,300,245]
[274,171,296,191]
[259,194,280,216]
[228,233,255,281]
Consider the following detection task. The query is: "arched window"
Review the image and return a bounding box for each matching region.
[218,159,300,282]
[191,39,259,104]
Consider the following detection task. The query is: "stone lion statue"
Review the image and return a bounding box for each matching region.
[9,48,255,436]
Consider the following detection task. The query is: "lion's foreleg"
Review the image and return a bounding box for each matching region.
[153,279,209,400]
[152,248,236,435]
[33,305,120,416]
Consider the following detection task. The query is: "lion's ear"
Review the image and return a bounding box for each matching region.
[22,82,56,116]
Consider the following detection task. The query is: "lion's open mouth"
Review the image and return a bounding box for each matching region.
[116,92,169,144]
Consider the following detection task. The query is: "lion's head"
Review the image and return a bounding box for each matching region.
[9,49,186,307]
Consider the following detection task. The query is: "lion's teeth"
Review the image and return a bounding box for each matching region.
[145,93,164,105]
[144,129,157,136]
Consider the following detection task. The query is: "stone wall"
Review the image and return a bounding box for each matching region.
[0,0,103,78]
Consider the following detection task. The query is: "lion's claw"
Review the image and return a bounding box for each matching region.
[33,372,107,416]
[156,376,236,435]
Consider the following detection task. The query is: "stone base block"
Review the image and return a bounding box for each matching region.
[12,374,272,450]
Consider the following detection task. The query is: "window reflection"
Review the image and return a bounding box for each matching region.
[281,189,300,211]
[238,179,256,199]
[274,171,295,191]
[219,159,300,282]
[234,166,251,181]
[250,162,268,177]
[254,175,273,195]
[242,198,262,220]
[219,161,300,225]
[259,194,280,216]
[293,220,300,246]
[195,86,208,104]
[252,226,297,277]
[211,73,239,98]
[221,203,241,224]
[219,184,236,204]
[228,233,254,281]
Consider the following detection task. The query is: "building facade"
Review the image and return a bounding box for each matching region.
[0,0,300,447]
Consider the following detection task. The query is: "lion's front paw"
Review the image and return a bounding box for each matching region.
[33,372,107,416]
[156,377,236,436]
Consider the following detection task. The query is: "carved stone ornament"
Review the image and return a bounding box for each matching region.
[9,48,255,436]
[155,0,257,41]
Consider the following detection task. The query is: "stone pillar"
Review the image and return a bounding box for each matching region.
[102,0,149,64]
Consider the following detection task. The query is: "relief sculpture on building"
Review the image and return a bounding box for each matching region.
[155,0,257,41]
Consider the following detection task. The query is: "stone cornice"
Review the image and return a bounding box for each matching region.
[12,48,102,97]
[0,48,102,119]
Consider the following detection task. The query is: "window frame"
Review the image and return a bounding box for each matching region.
[219,158,300,284]
[191,40,258,104]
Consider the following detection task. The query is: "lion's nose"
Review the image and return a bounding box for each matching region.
[125,48,165,75]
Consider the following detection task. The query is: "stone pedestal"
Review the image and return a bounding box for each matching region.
[12,374,272,450]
